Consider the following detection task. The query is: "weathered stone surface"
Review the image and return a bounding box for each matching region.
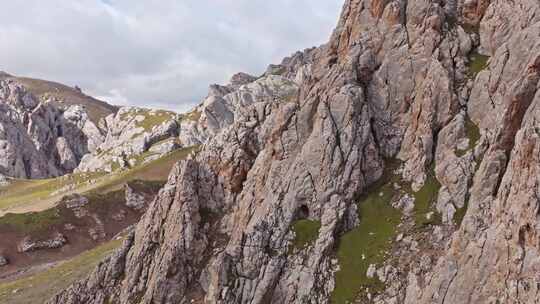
[45,1,540,304]
[124,183,148,210]
[18,233,67,253]
[0,80,104,178]
[49,160,208,304]
[178,74,300,146]
[63,194,90,218]
[228,72,257,89]
[0,255,8,267]
[76,107,181,173]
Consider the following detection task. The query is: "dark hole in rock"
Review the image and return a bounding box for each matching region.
[296,205,310,220]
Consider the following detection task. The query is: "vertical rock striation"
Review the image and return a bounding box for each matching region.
[0,80,104,178]
[46,0,540,304]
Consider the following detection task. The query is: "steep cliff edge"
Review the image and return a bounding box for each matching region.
[0,79,107,178]
[47,0,540,304]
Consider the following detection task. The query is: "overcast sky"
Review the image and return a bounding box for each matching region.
[0,1,343,112]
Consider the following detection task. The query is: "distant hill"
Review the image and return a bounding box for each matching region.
[0,73,116,123]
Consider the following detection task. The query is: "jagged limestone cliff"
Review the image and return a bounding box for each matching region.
[0,79,108,178]
[46,0,540,303]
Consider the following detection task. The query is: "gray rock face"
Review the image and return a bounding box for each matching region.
[125,183,148,210]
[0,80,105,178]
[229,72,257,89]
[49,160,207,304]
[178,74,300,147]
[0,255,8,267]
[46,0,540,304]
[76,107,181,173]
[18,233,67,253]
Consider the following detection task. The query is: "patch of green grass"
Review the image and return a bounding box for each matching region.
[82,145,199,195]
[0,208,61,233]
[0,238,123,304]
[0,180,163,235]
[12,77,116,124]
[137,111,176,131]
[456,116,481,157]
[121,108,177,133]
[0,172,106,212]
[129,150,158,167]
[0,146,197,217]
[332,168,402,303]
[461,23,479,35]
[85,189,125,210]
[128,180,165,194]
[291,219,321,249]
[182,110,202,122]
[467,52,490,78]
[412,166,442,229]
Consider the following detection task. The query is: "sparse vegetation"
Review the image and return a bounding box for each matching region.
[0,238,123,304]
[0,172,106,212]
[0,208,61,233]
[129,150,159,167]
[461,23,480,35]
[412,166,442,229]
[291,219,321,249]
[10,77,116,124]
[0,146,198,216]
[330,158,443,303]
[456,116,481,157]
[467,52,490,78]
[332,162,402,304]
[137,110,176,131]
[120,108,177,133]
[182,109,202,122]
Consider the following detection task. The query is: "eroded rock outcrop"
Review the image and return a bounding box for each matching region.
[49,160,207,304]
[0,80,106,178]
[18,233,67,253]
[0,255,8,267]
[76,107,181,173]
[47,0,540,304]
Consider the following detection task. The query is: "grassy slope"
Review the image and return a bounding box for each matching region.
[467,52,490,78]
[120,107,177,134]
[412,166,442,228]
[332,159,442,303]
[0,146,198,302]
[0,146,198,216]
[455,116,481,157]
[332,180,401,303]
[0,172,106,213]
[291,219,321,250]
[9,76,117,124]
[0,238,123,304]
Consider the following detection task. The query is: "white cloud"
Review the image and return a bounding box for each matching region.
[0,0,343,113]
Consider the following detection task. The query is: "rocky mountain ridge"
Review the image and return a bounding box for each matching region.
[4,0,540,303]
[0,79,107,179]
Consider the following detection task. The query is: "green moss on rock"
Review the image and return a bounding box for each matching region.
[0,208,61,233]
[456,116,481,157]
[332,163,402,303]
[468,52,490,78]
[181,110,202,122]
[413,166,442,229]
[291,219,321,249]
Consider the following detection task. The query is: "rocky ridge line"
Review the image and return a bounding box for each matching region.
[47,0,540,303]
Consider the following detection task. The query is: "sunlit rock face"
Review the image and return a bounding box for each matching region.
[0,80,104,179]
[46,0,540,303]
